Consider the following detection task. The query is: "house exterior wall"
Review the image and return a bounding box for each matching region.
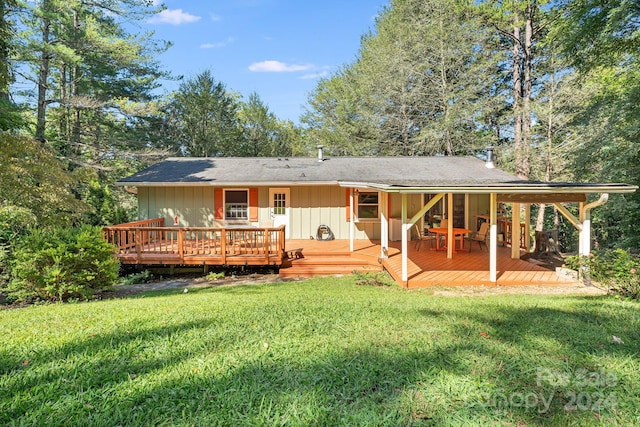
[136,185,488,240]
[138,187,216,227]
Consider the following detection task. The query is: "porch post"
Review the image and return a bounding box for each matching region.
[380,191,389,259]
[401,193,408,282]
[511,202,521,259]
[447,193,453,259]
[349,188,355,252]
[524,204,531,250]
[578,201,586,257]
[490,193,498,283]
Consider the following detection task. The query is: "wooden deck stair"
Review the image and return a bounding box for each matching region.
[279,247,382,278]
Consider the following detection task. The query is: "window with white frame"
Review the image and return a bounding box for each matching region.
[225,190,248,220]
[356,191,379,220]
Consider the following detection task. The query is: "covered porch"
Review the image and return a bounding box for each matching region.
[282,238,578,288]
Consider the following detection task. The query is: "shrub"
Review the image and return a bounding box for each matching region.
[4,226,120,302]
[0,205,38,287]
[121,270,154,286]
[566,249,640,300]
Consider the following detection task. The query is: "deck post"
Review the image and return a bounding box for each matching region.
[178,229,184,262]
[221,229,227,265]
[489,193,498,283]
[135,229,142,264]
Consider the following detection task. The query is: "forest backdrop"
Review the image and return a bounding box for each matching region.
[1,0,638,251]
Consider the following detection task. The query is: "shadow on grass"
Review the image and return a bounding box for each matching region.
[1,292,638,426]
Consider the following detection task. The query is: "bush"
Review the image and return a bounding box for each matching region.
[121,270,154,286]
[3,226,120,302]
[0,205,38,287]
[566,249,640,300]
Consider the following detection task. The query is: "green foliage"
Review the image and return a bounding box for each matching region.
[121,270,154,286]
[566,249,640,300]
[205,271,225,281]
[0,205,37,286]
[164,70,243,157]
[0,133,88,227]
[4,226,119,302]
[0,205,37,246]
[82,180,129,226]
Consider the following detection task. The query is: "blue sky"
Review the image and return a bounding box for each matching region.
[145,1,389,124]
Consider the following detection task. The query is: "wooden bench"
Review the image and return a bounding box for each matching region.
[284,248,304,260]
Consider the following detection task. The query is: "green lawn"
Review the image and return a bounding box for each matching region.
[1,277,639,426]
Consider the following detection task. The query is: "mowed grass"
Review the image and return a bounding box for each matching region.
[1,277,639,426]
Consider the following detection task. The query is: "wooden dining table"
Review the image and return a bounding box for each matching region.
[428,227,472,252]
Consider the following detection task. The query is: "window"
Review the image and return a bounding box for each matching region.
[225,190,248,220]
[357,191,379,220]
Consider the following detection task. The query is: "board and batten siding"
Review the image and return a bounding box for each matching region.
[257,186,377,240]
[138,187,215,227]
[137,185,445,241]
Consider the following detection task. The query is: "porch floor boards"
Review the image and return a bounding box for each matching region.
[282,239,579,288]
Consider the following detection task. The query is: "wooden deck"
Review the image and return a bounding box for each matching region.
[103,219,579,288]
[103,219,286,267]
[282,238,580,288]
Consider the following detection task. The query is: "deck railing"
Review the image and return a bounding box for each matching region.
[103,219,286,266]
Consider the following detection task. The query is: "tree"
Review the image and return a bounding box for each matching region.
[237,92,293,157]
[303,0,503,157]
[18,0,167,152]
[164,70,243,157]
[551,0,640,249]
[0,133,87,226]
[0,0,24,130]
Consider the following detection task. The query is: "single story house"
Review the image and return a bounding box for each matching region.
[114,147,637,284]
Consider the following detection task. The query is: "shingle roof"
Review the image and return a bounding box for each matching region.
[119,156,519,186]
[118,156,636,194]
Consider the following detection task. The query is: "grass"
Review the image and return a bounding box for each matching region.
[1,277,639,426]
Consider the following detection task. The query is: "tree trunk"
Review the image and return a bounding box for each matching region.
[521,6,534,180]
[35,0,52,143]
[0,0,11,102]
[512,21,524,179]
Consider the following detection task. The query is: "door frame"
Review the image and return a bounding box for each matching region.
[269,187,290,239]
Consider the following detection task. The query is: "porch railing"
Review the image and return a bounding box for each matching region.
[103,218,286,265]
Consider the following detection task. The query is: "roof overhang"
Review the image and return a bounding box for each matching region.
[339,181,638,196]
[117,181,340,187]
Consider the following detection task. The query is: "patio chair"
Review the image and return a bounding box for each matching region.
[412,223,435,251]
[468,222,489,251]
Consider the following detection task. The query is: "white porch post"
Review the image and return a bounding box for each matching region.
[401,193,409,282]
[578,201,587,257]
[490,193,498,283]
[511,202,521,259]
[447,193,454,259]
[349,188,355,252]
[381,192,389,259]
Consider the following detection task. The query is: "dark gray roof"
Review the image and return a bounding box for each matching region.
[118,156,636,194]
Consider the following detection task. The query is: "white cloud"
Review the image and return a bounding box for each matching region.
[210,14,222,22]
[148,9,201,25]
[200,37,235,49]
[248,60,314,73]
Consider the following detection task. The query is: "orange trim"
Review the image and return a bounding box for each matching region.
[214,188,223,220]
[249,188,258,221]
[346,189,351,222]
